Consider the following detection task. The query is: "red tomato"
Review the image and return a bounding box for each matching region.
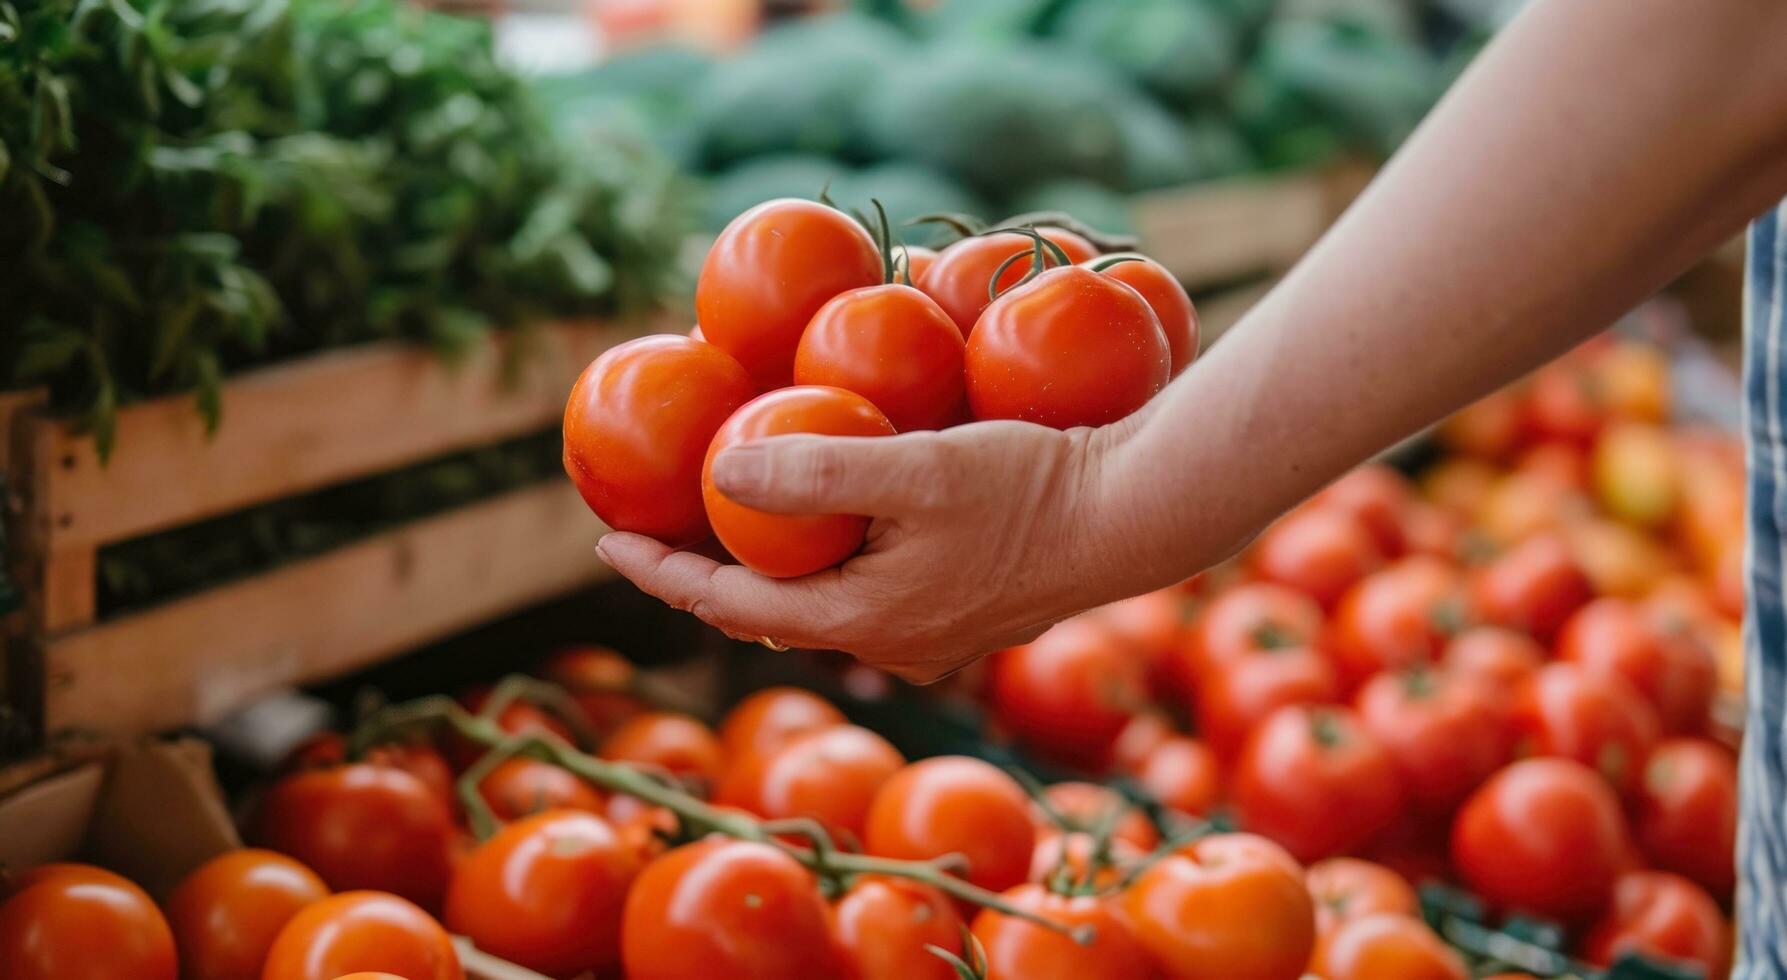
[1089,589,1189,701]
[1451,758,1633,922]
[452,687,580,768]
[701,386,896,578]
[1180,582,1325,682]
[863,756,1035,893]
[1247,506,1384,609]
[1232,705,1403,862]
[1035,782,1159,850]
[0,865,176,980]
[1305,857,1418,939]
[599,711,725,789]
[971,883,1153,980]
[620,838,846,979]
[1111,711,1177,774]
[1354,667,1511,815]
[540,645,646,738]
[445,810,636,976]
[363,742,455,809]
[1028,831,1146,888]
[1400,501,1464,561]
[898,245,938,286]
[792,283,966,432]
[1089,253,1199,376]
[1325,556,1466,692]
[1120,833,1316,980]
[1517,439,1592,490]
[1311,913,1468,980]
[718,686,846,760]
[715,724,904,844]
[696,198,883,388]
[283,731,348,771]
[988,618,1149,771]
[832,876,964,980]
[1437,389,1523,460]
[965,264,1169,429]
[918,228,1097,337]
[1470,534,1595,643]
[477,757,605,821]
[1579,871,1730,978]
[1133,735,1223,818]
[166,849,329,980]
[262,892,461,980]
[1513,662,1660,797]
[1557,598,1715,735]
[563,335,756,545]
[1442,626,1544,700]
[330,974,409,980]
[1522,358,1607,446]
[1194,632,1340,758]
[250,765,455,909]
[1636,737,1738,898]
[1311,466,1414,558]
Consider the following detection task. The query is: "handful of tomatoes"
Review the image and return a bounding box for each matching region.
[563,198,1199,577]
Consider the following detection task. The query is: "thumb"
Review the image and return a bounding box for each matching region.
[710,433,934,516]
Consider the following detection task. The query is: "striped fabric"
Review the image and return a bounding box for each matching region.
[1740,200,1787,978]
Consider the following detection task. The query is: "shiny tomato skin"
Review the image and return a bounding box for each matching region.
[1232,705,1403,862]
[965,266,1169,429]
[1354,667,1511,815]
[1120,833,1316,980]
[1325,556,1466,692]
[1513,662,1660,797]
[988,617,1149,771]
[1470,534,1595,643]
[620,838,846,979]
[0,865,176,980]
[792,284,966,432]
[919,228,1097,337]
[541,645,647,738]
[1034,782,1159,850]
[261,891,461,980]
[445,810,636,976]
[1305,857,1418,940]
[832,876,964,980]
[1442,626,1545,700]
[1111,711,1177,774]
[971,883,1153,980]
[696,198,883,389]
[1311,466,1414,558]
[477,757,605,821]
[1090,253,1199,376]
[562,335,756,546]
[1450,758,1633,923]
[599,711,725,788]
[165,849,329,980]
[1636,737,1738,898]
[1312,913,1468,980]
[702,386,896,578]
[715,724,904,844]
[1089,589,1190,701]
[1194,637,1340,759]
[863,756,1035,893]
[1557,598,1715,735]
[1579,871,1730,978]
[1133,735,1223,818]
[249,764,455,910]
[1180,582,1325,682]
[718,686,846,761]
[1248,506,1384,609]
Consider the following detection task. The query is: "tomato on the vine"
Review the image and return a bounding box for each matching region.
[971,883,1153,980]
[1247,505,1384,609]
[1556,597,1714,735]
[1086,252,1199,376]
[1232,705,1402,862]
[898,245,939,285]
[1354,666,1511,815]
[1513,662,1660,797]
[451,687,579,768]
[1325,556,1467,691]
[1028,831,1146,889]
[988,618,1149,771]
[832,875,965,980]
[1635,737,1738,898]
[918,227,1097,336]
[1034,782,1158,850]
[1578,871,1730,979]
[793,283,966,432]
[1311,913,1468,980]
[362,742,456,809]
[1469,534,1594,643]
[1131,735,1223,818]
[0,864,176,980]
[1120,833,1316,980]
[864,756,1035,893]
[541,645,647,738]
[599,711,725,789]
[1305,857,1417,939]
[165,849,329,980]
[718,686,846,761]
[477,757,605,821]
[261,891,461,980]
[715,724,904,844]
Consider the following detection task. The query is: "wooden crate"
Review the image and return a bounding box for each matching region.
[2,320,649,751]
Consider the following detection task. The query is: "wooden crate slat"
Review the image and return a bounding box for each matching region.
[29,320,643,552]
[42,482,611,736]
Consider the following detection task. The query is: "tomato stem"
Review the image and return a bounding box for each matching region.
[1087,255,1147,274]
[908,211,987,243]
[989,211,1137,253]
[474,674,600,750]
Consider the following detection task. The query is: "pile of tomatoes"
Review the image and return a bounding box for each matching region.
[563,198,1198,576]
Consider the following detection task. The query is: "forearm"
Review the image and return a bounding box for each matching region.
[1095,0,1787,592]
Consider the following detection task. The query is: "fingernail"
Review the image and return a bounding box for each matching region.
[595,536,615,565]
[713,444,769,497]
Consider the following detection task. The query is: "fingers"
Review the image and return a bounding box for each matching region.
[709,433,944,517]
[595,532,837,646]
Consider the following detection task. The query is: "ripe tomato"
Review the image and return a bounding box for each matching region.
[702,385,896,578]
[1437,389,1523,460]
[452,687,579,768]
[1194,632,1340,758]
[1579,871,1729,978]
[1180,582,1325,681]
[715,724,904,844]
[1470,534,1594,643]
[988,618,1149,771]
[832,876,964,980]
[262,891,461,980]
[0,865,176,980]
[620,838,846,979]
[1566,518,1678,599]
[477,757,605,821]
[540,645,646,738]
[1088,253,1199,376]
[965,264,1169,429]
[1305,858,1417,939]
[1521,358,1607,446]
[599,711,725,789]
[1311,466,1414,558]
[283,731,348,771]
[1111,711,1176,773]
[1088,589,1189,701]
[362,742,455,809]
[445,810,636,976]
[1474,470,1592,546]
[1635,737,1738,898]
[1451,758,1633,922]
[792,283,966,432]
[1325,556,1466,692]
[1591,423,1679,526]
[1120,833,1316,980]
[165,849,329,980]
[898,245,938,285]
[1247,506,1384,609]
[1232,705,1402,862]
[1513,662,1660,797]
[1420,457,1500,518]
[972,883,1152,980]
[1028,831,1146,889]
[1354,667,1510,815]
[864,756,1035,893]
[1401,501,1464,561]
[1035,782,1159,850]
[1311,913,1467,980]
[918,228,1097,337]
[562,335,756,545]
[1132,735,1223,818]
[696,198,883,388]
[250,764,455,909]
[718,686,846,760]
[1596,340,1671,422]
[1442,626,1544,700]
[1557,598,1714,735]
[1516,439,1591,490]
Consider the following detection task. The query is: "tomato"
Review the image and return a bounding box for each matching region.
[445,810,636,976]
[863,756,1035,893]
[1325,556,1466,692]
[965,264,1169,428]
[1111,711,1176,774]
[1470,534,1594,643]
[971,883,1152,980]
[1565,518,1678,599]
[1513,663,1660,797]
[1515,439,1590,490]
[897,245,938,286]
[1305,858,1417,939]
[329,974,409,980]
[1311,466,1413,558]
[620,838,846,979]
[988,618,1149,771]
[477,757,605,821]
[1354,667,1510,815]
[918,227,1098,337]
[696,198,883,388]
[540,645,646,737]
[702,386,896,578]
[1120,833,1316,980]
[1400,501,1463,562]
[1451,758,1633,922]
[262,892,461,980]
[1194,630,1339,758]
[250,764,455,909]
[792,283,966,432]
[1132,735,1223,818]
[283,731,348,771]
[363,742,455,809]
[1089,589,1189,701]
[1437,388,1523,460]
[562,335,756,545]
[0,865,176,980]
[718,686,847,760]
[1180,582,1325,682]
[1595,340,1671,422]
[1028,831,1146,889]
[599,711,725,789]
[1473,470,1592,546]
[1442,626,1544,700]
[452,686,579,768]
[715,724,904,844]
[1232,705,1402,862]
[1521,358,1607,446]
[1247,506,1384,608]
[1557,598,1714,735]
[1591,423,1679,527]
[832,876,964,980]
[1580,871,1729,977]
[1035,782,1159,850]
[1311,913,1467,980]
[1635,737,1738,898]
[1420,457,1500,518]
[166,849,329,980]
[1088,253,1199,376]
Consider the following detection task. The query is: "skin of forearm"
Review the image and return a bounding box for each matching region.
[1089,0,1787,596]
